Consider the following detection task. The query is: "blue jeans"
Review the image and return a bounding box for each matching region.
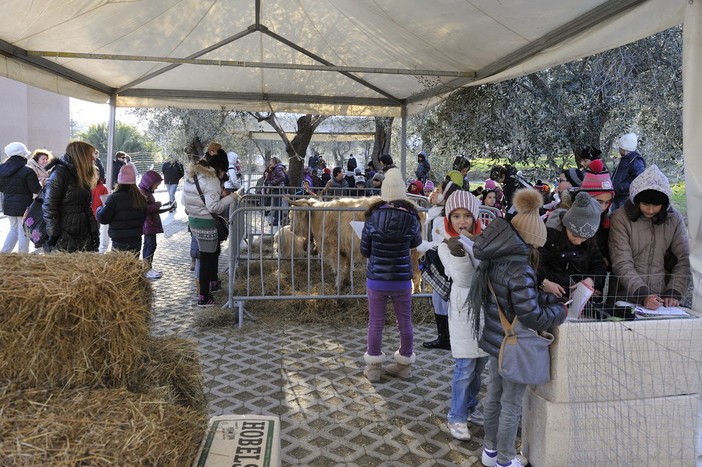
[142,233,157,262]
[448,356,487,424]
[483,355,527,464]
[166,184,178,203]
[366,286,413,358]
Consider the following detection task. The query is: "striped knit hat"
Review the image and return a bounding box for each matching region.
[445,189,481,222]
[579,160,614,196]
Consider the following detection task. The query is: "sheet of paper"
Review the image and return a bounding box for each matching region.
[458,233,474,251]
[349,221,364,240]
[615,301,690,317]
[567,281,594,320]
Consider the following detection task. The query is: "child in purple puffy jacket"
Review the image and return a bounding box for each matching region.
[139,170,174,280]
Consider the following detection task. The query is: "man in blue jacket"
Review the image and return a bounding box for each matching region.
[611,132,645,212]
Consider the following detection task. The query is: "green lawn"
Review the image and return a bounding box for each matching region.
[671,181,686,218]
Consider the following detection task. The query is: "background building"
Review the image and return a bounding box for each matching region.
[0,76,70,160]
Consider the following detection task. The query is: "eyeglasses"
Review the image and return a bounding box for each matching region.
[555,177,568,184]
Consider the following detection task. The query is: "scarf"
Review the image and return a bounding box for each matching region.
[468,253,527,339]
[443,216,483,237]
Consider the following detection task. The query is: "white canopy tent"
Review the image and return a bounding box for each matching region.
[0,0,688,115]
[0,0,701,302]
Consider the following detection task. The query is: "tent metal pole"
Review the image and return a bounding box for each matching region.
[400,105,407,177]
[100,95,117,252]
[683,0,702,308]
[106,95,117,192]
[28,51,475,78]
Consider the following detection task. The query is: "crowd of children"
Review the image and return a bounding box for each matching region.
[3,136,691,467]
[355,133,690,467]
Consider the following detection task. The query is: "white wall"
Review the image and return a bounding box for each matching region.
[0,76,70,160]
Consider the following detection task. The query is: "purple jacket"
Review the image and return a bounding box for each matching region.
[267,163,286,187]
[138,170,164,234]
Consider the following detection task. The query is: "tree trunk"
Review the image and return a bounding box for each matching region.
[250,112,327,187]
[288,115,323,186]
[187,136,205,157]
[371,117,394,169]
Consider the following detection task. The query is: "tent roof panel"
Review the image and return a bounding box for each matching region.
[0,0,688,114]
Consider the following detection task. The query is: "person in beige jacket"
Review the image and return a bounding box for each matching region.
[609,165,690,310]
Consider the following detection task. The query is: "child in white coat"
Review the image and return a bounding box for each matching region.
[419,180,463,350]
[437,189,488,441]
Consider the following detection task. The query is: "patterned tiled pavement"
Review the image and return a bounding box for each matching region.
[1,191,497,466]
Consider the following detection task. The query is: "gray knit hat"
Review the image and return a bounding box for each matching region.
[562,192,601,239]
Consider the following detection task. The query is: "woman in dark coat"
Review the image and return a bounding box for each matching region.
[43,141,100,253]
[471,189,566,467]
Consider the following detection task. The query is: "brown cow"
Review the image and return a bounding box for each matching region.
[287,196,424,290]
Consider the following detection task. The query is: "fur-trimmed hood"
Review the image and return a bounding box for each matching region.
[185,161,218,180]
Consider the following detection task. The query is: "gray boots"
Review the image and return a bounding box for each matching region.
[363,352,386,382]
[384,351,416,379]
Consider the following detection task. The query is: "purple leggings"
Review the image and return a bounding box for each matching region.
[366,287,413,358]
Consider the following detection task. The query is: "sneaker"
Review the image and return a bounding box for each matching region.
[468,408,484,426]
[447,422,471,440]
[197,295,216,307]
[496,459,523,467]
[209,280,222,292]
[481,448,498,467]
[145,269,162,280]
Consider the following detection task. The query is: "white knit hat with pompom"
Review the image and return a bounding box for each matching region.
[381,168,407,202]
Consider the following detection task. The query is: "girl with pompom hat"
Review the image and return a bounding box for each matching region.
[470,188,567,467]
[361,168,423,382]
[418,180,464,352]
[437,189,488,441]
[538,192,607,300]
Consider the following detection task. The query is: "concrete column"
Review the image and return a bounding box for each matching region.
[683,0,702,307]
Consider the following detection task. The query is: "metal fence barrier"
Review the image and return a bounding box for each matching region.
[224,189,431,327]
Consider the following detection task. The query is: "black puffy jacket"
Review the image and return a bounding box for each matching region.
[0,155,41,216]
[96,190,147,240]
[360,201,422,282]
[43,155,99,252]
[538,211,607,293]
[472,218,566,358]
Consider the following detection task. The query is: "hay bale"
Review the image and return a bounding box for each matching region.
[0,386,206,466]
[128,336,208,414]
[0,252,152,389]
